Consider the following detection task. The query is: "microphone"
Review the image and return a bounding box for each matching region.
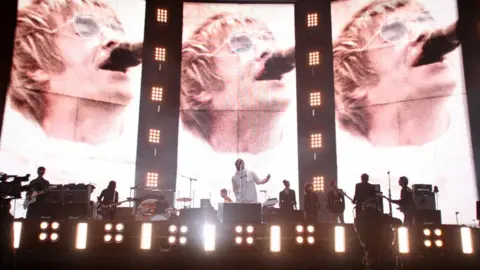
[263,47,295,76]
[387,171,390,175]
[422,21,460,57]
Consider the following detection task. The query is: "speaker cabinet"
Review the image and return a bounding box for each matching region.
[415,209,441,225]
[62,203,91,220]
[218,203,261,224]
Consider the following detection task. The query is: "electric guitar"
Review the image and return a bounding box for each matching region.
[382,196,409,213]
[23,186,54,209]
[97,198,135,217]
[338,189,354,203]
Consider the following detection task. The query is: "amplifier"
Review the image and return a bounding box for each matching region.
[62,203,91,220]
[414,194,436,210]
[38,203,62,220]
[63,184,93,204]
[415,209,441,225]
[46,185,63,204]
[218,203,261,224]
[413,184,433,195]
[372,184,381,192]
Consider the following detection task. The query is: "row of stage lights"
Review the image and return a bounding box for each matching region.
[13,221,475,254]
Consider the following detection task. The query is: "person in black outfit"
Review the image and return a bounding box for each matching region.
[155,194,170,215]
[303,183,320,223]
[279,180,297,221]
[98,181,119,220]
[26,166,50,219]
[327,181,345,224]
[353,173,376,217]
[391,176,416,225]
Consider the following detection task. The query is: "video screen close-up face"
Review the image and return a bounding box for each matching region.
[332,0,477,224]
[0,0,145,217]
[176,3,298,208]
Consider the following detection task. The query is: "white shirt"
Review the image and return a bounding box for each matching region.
[232,170,263,203]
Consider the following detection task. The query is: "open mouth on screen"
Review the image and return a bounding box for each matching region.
[99,45,142,73]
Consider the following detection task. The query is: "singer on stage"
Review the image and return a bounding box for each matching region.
[232,159,270,203]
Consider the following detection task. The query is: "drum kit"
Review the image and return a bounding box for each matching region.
[135,197,193,221]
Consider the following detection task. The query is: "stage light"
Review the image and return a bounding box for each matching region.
[295,225,304,233]
[460,227,473,254]
[146,172,159,189]
[169,225,178,234]
[140,223,152,250]
[115,223,125,232]
[39,233,48,241]
[75,223,88,250]
[156,8,168,23]
[179,236,188,246]
[270,225,281,252]
[180,225,188,234]
[246,225,254,234]
[50,233,59,242]
[308,51,320,66]
[397,227,409,254]
[151,86,163,102]
[155,47,166,62]
[307,225,315,233]
[168,236,176,245]
[307,236,315,245]
[313,176,324,192]
[40,221,49,230]
[423,228,431,236]
[434,228,442,236]
[115,234,124,243]
[235,225,243,233]
[204,224,216,252]
[105,223,113,232]
[434,239,443,247]
[246,237,254,245]
[424,240,432,247]
[335,226,345,253]
[51,222,60,230]
[235,237,243,245]
[13,221,22,249]
[310,92,321,107]
[295,236,304,244]
[307,13,318,27]
[310,133,322,148]
[148,129,161,144]
[104,234,112,243]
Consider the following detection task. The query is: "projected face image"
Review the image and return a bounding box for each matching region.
[177,3,298,208]
[0,0,145,218]
[332,0,477,225]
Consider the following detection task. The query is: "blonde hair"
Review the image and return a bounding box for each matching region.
[180,12,270,141]
[333,0,415,137]
[9,0,115,124]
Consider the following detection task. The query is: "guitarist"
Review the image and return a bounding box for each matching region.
[26,167,50,219]
[98,181,119,220]
[390,176,416,225]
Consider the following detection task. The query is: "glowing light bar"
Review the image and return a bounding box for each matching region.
[308,51,320,66]
[75,223,88,250]
[397,227,409,254]
[460,227,473,254]
[270,225,281,253]
[334,226,345,252]
[13,221,22,249]
[140,223,152,250]
[204,224,216,252]
[307,13,318,27]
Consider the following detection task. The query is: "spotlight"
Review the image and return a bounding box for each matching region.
[156,8,168,23]
[307,13,318,27]
[39,233,48,241]
[51,222,60,230]
[307,236,315,245]
[309,92,321,107]
[50,233,59,242]
[115,223,125,232]
[104,234,113,243]
[434,229,442,236]
[115,234,124,243]
[296,236,304,244]
[295,225,304,233]
[180,225,188,234]
[168,236,176,244]
[235,226,243,233]
[435,240,443,247]
[148,129,161,144]
[155,47,166,62]
[179,236,188,246]
[310,133,322,148]
[151,86,163,102]
[235,237,243,245]
[246,225,254,234]
[424,240,432,247]
[168,225,177,234]
[246,237,254,245]
[423,228,431,236]
[40,221,49,230]
[313,176,324,192]
[105,223,113,232]
[146,173,159,188]
[307,225,315,233]
[308,51,320,66]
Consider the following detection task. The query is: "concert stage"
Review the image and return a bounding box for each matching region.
[11,220,480,270]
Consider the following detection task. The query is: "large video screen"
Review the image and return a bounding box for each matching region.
[332,0,477,224]
[0,0,145,217]
[176,3,298,208]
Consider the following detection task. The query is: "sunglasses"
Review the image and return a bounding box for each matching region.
[49,14,124,38]
[198,31,275,57]
[354,13,435,52]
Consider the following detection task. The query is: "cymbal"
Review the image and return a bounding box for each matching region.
[176,197,192,202]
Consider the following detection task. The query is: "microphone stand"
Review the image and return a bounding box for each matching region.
[387,171,393,217]
[180,175,197,207]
